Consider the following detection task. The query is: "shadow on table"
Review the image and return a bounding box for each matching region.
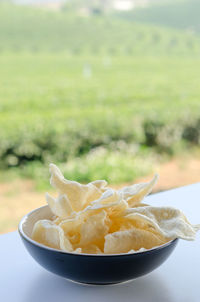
[24,271,173,302]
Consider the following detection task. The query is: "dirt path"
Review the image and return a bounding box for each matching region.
[1,157,200,234]
[113,157,200,192]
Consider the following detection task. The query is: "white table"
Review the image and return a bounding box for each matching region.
[1,184,200,302]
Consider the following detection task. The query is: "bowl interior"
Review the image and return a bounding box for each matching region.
[20,205,53,238]
[20,205,178,257]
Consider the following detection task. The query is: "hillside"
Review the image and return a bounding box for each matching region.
[116,0,200,33]
[0,2,200,54]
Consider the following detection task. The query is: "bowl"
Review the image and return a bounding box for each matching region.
[18,205,178,285]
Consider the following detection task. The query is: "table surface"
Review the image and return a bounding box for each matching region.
[1,183,200,302]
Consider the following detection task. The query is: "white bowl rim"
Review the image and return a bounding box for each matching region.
[18,205,178,257]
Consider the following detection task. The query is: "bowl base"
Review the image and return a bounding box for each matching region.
[65,278,134,286]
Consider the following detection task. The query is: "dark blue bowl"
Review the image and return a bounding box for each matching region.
[18,205,178,285]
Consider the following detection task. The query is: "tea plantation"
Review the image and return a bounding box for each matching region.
[0,2,200,186]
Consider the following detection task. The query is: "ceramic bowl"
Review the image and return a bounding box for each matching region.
[18,205,178,285]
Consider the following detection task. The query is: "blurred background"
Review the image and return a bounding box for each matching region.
[0,0,200,234]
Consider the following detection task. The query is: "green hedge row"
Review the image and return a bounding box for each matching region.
[0,117,200,169]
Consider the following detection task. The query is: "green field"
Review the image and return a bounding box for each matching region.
[1,53,200,186]
[0,2,200,188]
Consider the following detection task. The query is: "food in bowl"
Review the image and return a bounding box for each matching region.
[31,164,200,255]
